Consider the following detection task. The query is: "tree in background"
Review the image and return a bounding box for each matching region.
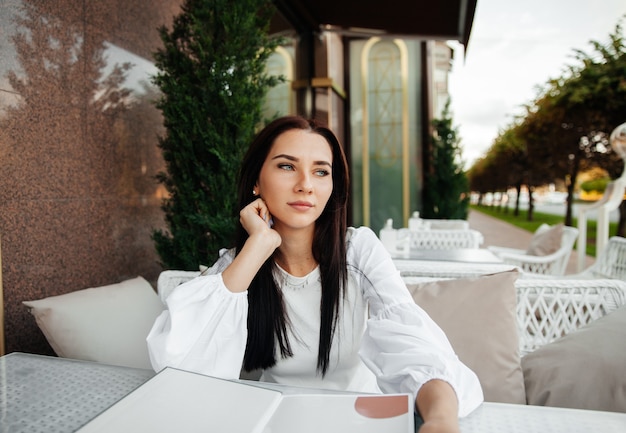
[492,125,529,216]
[152,0,282,270]
[548,19,626,229]
[468,17,626,232]
[423,101,469,219]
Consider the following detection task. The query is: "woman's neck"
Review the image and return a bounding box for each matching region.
[274,228,317,277]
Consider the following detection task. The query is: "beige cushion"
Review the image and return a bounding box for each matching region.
[526,223,563,256]
[23,277,164,369]
[522,305,626,412]
[406,270,525,404]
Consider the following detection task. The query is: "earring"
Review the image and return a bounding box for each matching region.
[252,189,257,196]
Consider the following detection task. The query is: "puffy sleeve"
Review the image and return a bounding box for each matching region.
[146,249,248,379]
[348,227,483,417]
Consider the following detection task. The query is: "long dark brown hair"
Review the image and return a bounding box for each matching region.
[235,115,350,375]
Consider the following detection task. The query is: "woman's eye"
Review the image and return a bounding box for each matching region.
[315,169,330,177]
[278,163,294,171]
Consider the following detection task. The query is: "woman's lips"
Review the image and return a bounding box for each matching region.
[288,201,314,211]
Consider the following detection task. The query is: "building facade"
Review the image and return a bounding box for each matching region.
[0,0,474,355]
[0,0,179,355]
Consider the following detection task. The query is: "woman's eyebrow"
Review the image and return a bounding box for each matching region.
[271,153,297,161]
[272,154,332,167]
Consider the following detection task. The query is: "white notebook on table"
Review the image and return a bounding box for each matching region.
[78,367,414,433]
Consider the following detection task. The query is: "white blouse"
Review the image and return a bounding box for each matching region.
[147,226,483,417]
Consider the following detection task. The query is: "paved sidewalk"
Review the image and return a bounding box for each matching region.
[467,209,595,275]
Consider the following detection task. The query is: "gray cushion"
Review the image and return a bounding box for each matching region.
[522,305,626,412]
[526,223,563,256]
[406,270,525,404]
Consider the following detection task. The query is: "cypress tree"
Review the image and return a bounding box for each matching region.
[152,0,282,269]
[423,101,470,219]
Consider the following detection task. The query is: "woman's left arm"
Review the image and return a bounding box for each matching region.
[415,379,460,433]
[348,227,483,418]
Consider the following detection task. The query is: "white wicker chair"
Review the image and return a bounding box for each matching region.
[573,236,626,280]
[403,275,626,355]
[487,224,579,276]
[424,219,470,230]
[158,270,626,356]
[156,270,201,302]
[515,278,626,354]
[405,229,484,250]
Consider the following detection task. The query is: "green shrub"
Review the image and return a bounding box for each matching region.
[151,0,282,270]
[422,101,469,219]
[580,177,610,193]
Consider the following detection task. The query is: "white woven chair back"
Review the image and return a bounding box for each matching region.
[157,270,201,302]
[488,225,579,276]
[403,275,626,355]
[515,278,626,354]
[425,219,470,230]
[586,236,626,280]
[407,229,484,250]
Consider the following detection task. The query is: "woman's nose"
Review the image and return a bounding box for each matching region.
[296,172,313,193]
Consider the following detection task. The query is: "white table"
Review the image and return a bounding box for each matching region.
[392,253,518,282]
[0,352,155,432]
[390,247,516,279]
[2,353,625,432]
[390,248,503,263]
[460,402,626,433]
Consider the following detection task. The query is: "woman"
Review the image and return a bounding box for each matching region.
[147,116,483,431]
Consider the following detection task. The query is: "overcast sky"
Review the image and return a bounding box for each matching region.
[449,0,626,169]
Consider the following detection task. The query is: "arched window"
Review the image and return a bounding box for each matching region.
[350,37,421,233]
[263,44,295,120]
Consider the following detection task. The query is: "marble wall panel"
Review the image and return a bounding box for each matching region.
[0,0,182,355]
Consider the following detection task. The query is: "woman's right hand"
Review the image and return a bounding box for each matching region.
[223,199,281,293]
[239,198,282,251]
